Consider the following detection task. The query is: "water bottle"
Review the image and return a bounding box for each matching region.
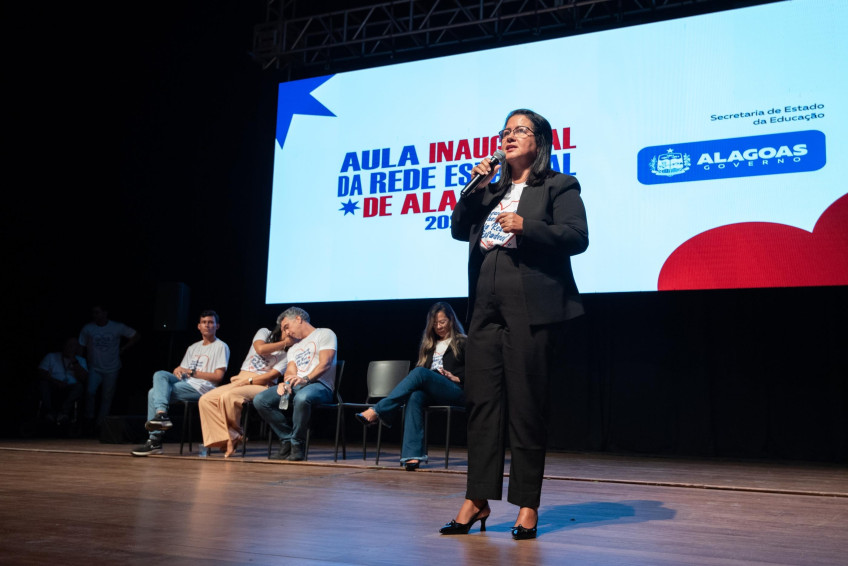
[279,392,290,410]
[199,444,209,458]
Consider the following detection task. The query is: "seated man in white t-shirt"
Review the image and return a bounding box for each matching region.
[132,310,230,456]
[254,306,338,461]
[37,338,88,425]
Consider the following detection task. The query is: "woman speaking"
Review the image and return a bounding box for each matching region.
[443,109,588,539]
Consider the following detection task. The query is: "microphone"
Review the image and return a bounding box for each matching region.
[460,149,506,198]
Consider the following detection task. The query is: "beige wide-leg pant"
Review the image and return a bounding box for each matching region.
[199,383,270,448]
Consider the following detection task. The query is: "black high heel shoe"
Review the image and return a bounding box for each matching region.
[404,460,420,471]
[439,503,490,535]
[511,523,538,540]
[354,412,377,427]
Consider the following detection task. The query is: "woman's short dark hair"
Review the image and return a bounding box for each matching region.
[493,108,554,190]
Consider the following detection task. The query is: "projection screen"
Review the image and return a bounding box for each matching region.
[266,0,847,303]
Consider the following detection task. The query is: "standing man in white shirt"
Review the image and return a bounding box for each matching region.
[132,310,229,456]
[78,304,140,429]
[254,306,337,461]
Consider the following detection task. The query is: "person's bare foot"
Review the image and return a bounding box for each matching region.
[224,435,243,458]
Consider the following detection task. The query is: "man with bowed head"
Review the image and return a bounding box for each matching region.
[254,306,338,462]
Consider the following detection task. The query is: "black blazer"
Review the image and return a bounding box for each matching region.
[422,335,466,387]
[451,172,589,326]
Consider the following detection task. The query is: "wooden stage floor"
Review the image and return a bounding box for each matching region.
[1,438,845,565]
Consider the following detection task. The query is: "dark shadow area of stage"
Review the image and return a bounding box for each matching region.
[3,2,846,465]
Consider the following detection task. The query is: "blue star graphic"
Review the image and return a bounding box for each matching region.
[276,75,336,150]
[339,199,360,216]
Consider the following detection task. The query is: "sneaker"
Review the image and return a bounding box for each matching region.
[131,440,163,456]
[288,444,305,461]
[145,412,173,431]
[270,441,291,460]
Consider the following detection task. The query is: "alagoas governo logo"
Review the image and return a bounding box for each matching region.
[637,130,826,185]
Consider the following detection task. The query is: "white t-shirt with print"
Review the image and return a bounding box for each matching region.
[240,328,288,382]
[287,328,337,391]
[430,338,452,371]
[180,338,230,394]
[78,320,137,372]
[38,353,89,385]
[479,182,526,251]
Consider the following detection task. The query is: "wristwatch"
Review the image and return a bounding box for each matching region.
[249,377,253,384]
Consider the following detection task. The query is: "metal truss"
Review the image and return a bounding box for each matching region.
[252,0,774,77]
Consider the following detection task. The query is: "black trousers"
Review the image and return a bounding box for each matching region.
[465,247,564,508]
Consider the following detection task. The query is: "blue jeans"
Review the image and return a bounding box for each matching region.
[86,368,120,424]
[147,370,201,441]
[371,367,465,463]
[254,382,333,447]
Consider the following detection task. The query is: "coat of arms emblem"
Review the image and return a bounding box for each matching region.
[650,148,691,177]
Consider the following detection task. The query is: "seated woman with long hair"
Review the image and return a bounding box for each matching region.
[199,313,293,457]
[355,301,466,470]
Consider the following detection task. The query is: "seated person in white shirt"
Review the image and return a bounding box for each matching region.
[37,338,88,425]
[132,310,230,456]
[254,307,337,462]
[198,314,294,457]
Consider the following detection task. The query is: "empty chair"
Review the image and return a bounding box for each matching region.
[343,360,410,464]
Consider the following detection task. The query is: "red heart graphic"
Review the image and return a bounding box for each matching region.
[658,193,848,290]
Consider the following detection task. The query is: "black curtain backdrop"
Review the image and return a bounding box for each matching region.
[4,2,845,463]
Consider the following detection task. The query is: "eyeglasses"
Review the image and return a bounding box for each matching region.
[498,126,534,140]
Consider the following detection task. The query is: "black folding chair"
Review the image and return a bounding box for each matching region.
[340,360,410,464]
